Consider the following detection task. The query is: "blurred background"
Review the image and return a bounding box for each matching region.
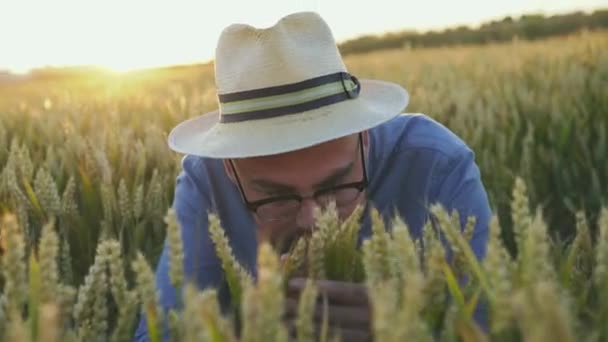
[1,0,606,73]
[0,0,607,284]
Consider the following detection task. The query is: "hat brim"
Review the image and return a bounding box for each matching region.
[167,79,409,159]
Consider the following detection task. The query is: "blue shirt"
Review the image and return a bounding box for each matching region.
[133,113,492,341]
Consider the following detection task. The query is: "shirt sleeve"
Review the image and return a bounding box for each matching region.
[132,160,225,342]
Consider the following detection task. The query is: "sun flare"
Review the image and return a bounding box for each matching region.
[0,0,604,73]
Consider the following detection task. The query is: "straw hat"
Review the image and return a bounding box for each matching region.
[168,11,409,159]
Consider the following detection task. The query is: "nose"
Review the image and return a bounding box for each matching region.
[295,198,320,232]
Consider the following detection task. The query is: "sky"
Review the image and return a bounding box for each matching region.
[1,0,606,73]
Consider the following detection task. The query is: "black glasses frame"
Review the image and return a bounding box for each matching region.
[229,133,368,218]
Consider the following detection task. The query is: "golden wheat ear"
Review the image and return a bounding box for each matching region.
[0,229,5,257]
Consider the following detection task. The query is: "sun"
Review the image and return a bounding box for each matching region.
[0,1,219,75]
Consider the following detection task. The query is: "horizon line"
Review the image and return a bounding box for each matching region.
[1,6,605,75]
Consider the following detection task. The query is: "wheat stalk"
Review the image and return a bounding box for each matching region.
[132,251,162,342]
[165,208,184,289]
[1,213,26,318]
[241,242,288,342]
[295,279,317,342]
[511,177,532,256]
[208,213,253,310]
[482,215,514,333]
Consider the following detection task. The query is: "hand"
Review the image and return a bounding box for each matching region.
[284,277,372,342]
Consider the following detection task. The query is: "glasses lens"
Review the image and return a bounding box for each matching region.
[255,187,363,222]
[256,199,301,221]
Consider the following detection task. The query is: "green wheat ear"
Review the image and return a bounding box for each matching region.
[368,278,398,341]
[5,312,29,342]
[519,208,556,286]
[594,208,608,340]
[282,236,307,281]
[561,211,593,294]
[512,281,575,342]
[34,166,61,218]
[0,295,4,338]
[39,217,60,305]
[364,209,433,342]
[164,208,184,289]
[306,203,337,281]
[420,212,447,327]
[208,213,252,311]
[202,287,238,342]
[132,251,162,342]
[595,208,608,289]
[295,279,317,342]
[28,252,41,342]
[483,215,514,334]
[1,213,27,318]
[105,240,138,342]
[511,177,532,258]
[307,227,326,280]
[362,207,393,286]
[39,302,61,342]
[182,283,236,342]
[241,242,288,342]
[399,271,433,341]
[430,204,491,296]
[323,203,365,282]
[301,201,366,282]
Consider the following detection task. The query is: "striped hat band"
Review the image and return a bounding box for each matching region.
[217,71,361,123]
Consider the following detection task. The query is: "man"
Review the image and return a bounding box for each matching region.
[133,11,491,342]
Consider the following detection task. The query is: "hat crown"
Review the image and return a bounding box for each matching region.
[166,11,408,159]
[214,11,348,95]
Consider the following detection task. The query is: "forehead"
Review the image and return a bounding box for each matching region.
[232,134,359,185]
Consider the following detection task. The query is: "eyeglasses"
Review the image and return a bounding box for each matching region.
[229,133,368,223]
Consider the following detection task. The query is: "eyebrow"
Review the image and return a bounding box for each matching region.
[250,160,355,195]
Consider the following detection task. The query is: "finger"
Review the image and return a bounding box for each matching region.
[285,282,306,302]
[318,280,369,306]
[314,302,371,329]
[288,278,369,306]
[284,297,371,329]
[284,318,297,341]
[284,318,303,341]
[284,318,371,342]
[285,277,311,300]
[326,325,372,342]
[284,297,299,319]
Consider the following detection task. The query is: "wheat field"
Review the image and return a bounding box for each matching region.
[0,30,607,341]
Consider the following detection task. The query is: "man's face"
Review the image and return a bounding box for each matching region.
[224,132,369,253]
